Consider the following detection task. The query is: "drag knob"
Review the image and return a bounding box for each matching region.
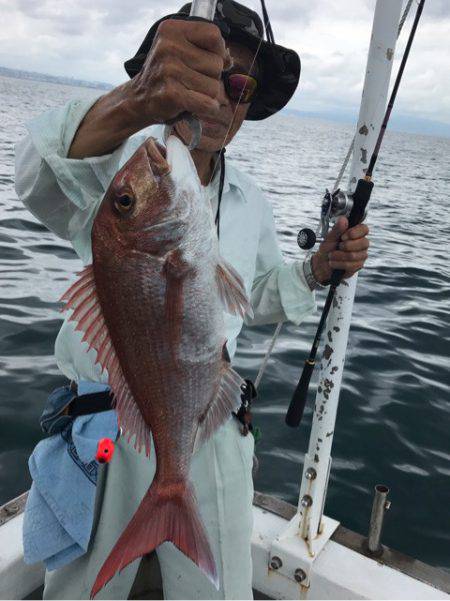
[297,228,317,250]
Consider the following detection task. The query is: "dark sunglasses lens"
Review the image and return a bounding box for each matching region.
[227,74,257,103]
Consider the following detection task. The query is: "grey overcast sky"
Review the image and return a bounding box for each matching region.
[1,0,449,129]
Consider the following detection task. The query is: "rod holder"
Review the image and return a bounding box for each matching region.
[365,484,391,557]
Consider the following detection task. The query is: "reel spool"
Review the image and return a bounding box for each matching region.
[297,188,355,250]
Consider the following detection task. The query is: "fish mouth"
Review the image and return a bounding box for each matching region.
[165,135,199,188]
[141,138,169,178]
[152,140,167,159]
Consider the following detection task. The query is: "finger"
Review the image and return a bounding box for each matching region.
[177,42,225,78]
[341,223,369,241]
[184,22,228,58]
[327,216,348,242]
[179,86,221,119]
[339,237,370,252]
[329,250,368,263]
[175,63,221,100]
[319,216,348,253]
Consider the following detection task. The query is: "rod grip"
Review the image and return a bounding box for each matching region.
[285,359,315,427]
[348,178,374,227]
[331,178,374,287]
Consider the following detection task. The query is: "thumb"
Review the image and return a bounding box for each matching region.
[320,216,348,251]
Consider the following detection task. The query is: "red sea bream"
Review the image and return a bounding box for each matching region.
[60,136,252,597]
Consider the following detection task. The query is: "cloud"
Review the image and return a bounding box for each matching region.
[0,0,449,126]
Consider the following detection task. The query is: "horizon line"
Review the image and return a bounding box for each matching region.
[1,64,449,139]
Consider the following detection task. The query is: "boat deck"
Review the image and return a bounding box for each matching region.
[2,491,449,600]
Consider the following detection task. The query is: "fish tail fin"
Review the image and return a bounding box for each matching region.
[90,479,218,598]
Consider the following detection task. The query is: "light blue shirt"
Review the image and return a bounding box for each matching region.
[15,94,316,381]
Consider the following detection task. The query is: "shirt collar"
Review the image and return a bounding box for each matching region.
[223,159,247,202]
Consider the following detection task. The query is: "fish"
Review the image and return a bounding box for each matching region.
[60,135,252,598]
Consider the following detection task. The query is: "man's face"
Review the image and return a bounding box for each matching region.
[174,41,257,152]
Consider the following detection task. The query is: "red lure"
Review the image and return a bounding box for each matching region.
[96,438,115,464]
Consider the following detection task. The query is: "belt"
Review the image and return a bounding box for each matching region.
[67,390,114,417]
[68,380,257,437]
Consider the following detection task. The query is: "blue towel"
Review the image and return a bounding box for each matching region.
[23,382,118,570]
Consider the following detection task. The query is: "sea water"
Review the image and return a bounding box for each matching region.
[0,75,449,569]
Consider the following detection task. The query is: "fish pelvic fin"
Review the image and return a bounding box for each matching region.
[216,260,253,319]
[196,349,245,447]
[61,265,151,457]
[90,479,218,599]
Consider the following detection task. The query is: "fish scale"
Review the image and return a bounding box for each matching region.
[60,135,252,597]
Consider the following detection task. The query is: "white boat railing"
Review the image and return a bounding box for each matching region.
[264,0,405,588]
[297,0,403,546]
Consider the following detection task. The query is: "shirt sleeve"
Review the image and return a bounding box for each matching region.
[245,196,316,327]
[14,95,125,260]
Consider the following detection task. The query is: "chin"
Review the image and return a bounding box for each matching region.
[195,135,227,153]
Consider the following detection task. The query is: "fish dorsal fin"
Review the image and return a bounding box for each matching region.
[195,343,244,448]
[215,259,253,319]
[61,265,151,457]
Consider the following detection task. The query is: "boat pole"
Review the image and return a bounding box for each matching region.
[190,0,218,20]
[297,0,404,546]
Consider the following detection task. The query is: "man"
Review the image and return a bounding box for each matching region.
[15,1,370,599]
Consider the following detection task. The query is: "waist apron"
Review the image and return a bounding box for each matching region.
[43,417,255,600]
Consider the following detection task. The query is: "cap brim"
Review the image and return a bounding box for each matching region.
[228,31,300,120]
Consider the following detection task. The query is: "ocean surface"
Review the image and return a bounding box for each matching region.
[1,75,449,571]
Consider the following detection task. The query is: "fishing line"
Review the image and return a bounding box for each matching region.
[205,0,271,244]
[207,31,266,189]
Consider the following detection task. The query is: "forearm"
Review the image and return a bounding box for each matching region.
[246,261,316,327]
[68,80,152,159]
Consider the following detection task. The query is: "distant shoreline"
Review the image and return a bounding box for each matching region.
[1,65,449,139]
[0,66,113,91]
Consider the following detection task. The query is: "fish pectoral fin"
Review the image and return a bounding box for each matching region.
[215,260,253,319]
[61,265,151,457]
[195,363,245,448]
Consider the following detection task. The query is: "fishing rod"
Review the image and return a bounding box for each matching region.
[285,0,425,428]
[164,0,218,148]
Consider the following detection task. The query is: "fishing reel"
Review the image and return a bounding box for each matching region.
[297,188,354,250]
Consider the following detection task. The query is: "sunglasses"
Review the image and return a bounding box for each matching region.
[221,71,258,104]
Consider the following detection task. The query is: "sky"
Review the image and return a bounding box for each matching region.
[0,0,449,133]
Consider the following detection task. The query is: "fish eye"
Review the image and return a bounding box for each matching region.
[114,193,135,214]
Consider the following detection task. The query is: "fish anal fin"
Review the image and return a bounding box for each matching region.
[216,260,253,319]
[196,363,244,447]
[61,266,151,457]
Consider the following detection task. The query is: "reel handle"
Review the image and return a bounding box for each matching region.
[297,228,323,250]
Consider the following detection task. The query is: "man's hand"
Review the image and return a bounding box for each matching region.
[69,19,230,159]
[311,217,370,284]
[131,19,232,127]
